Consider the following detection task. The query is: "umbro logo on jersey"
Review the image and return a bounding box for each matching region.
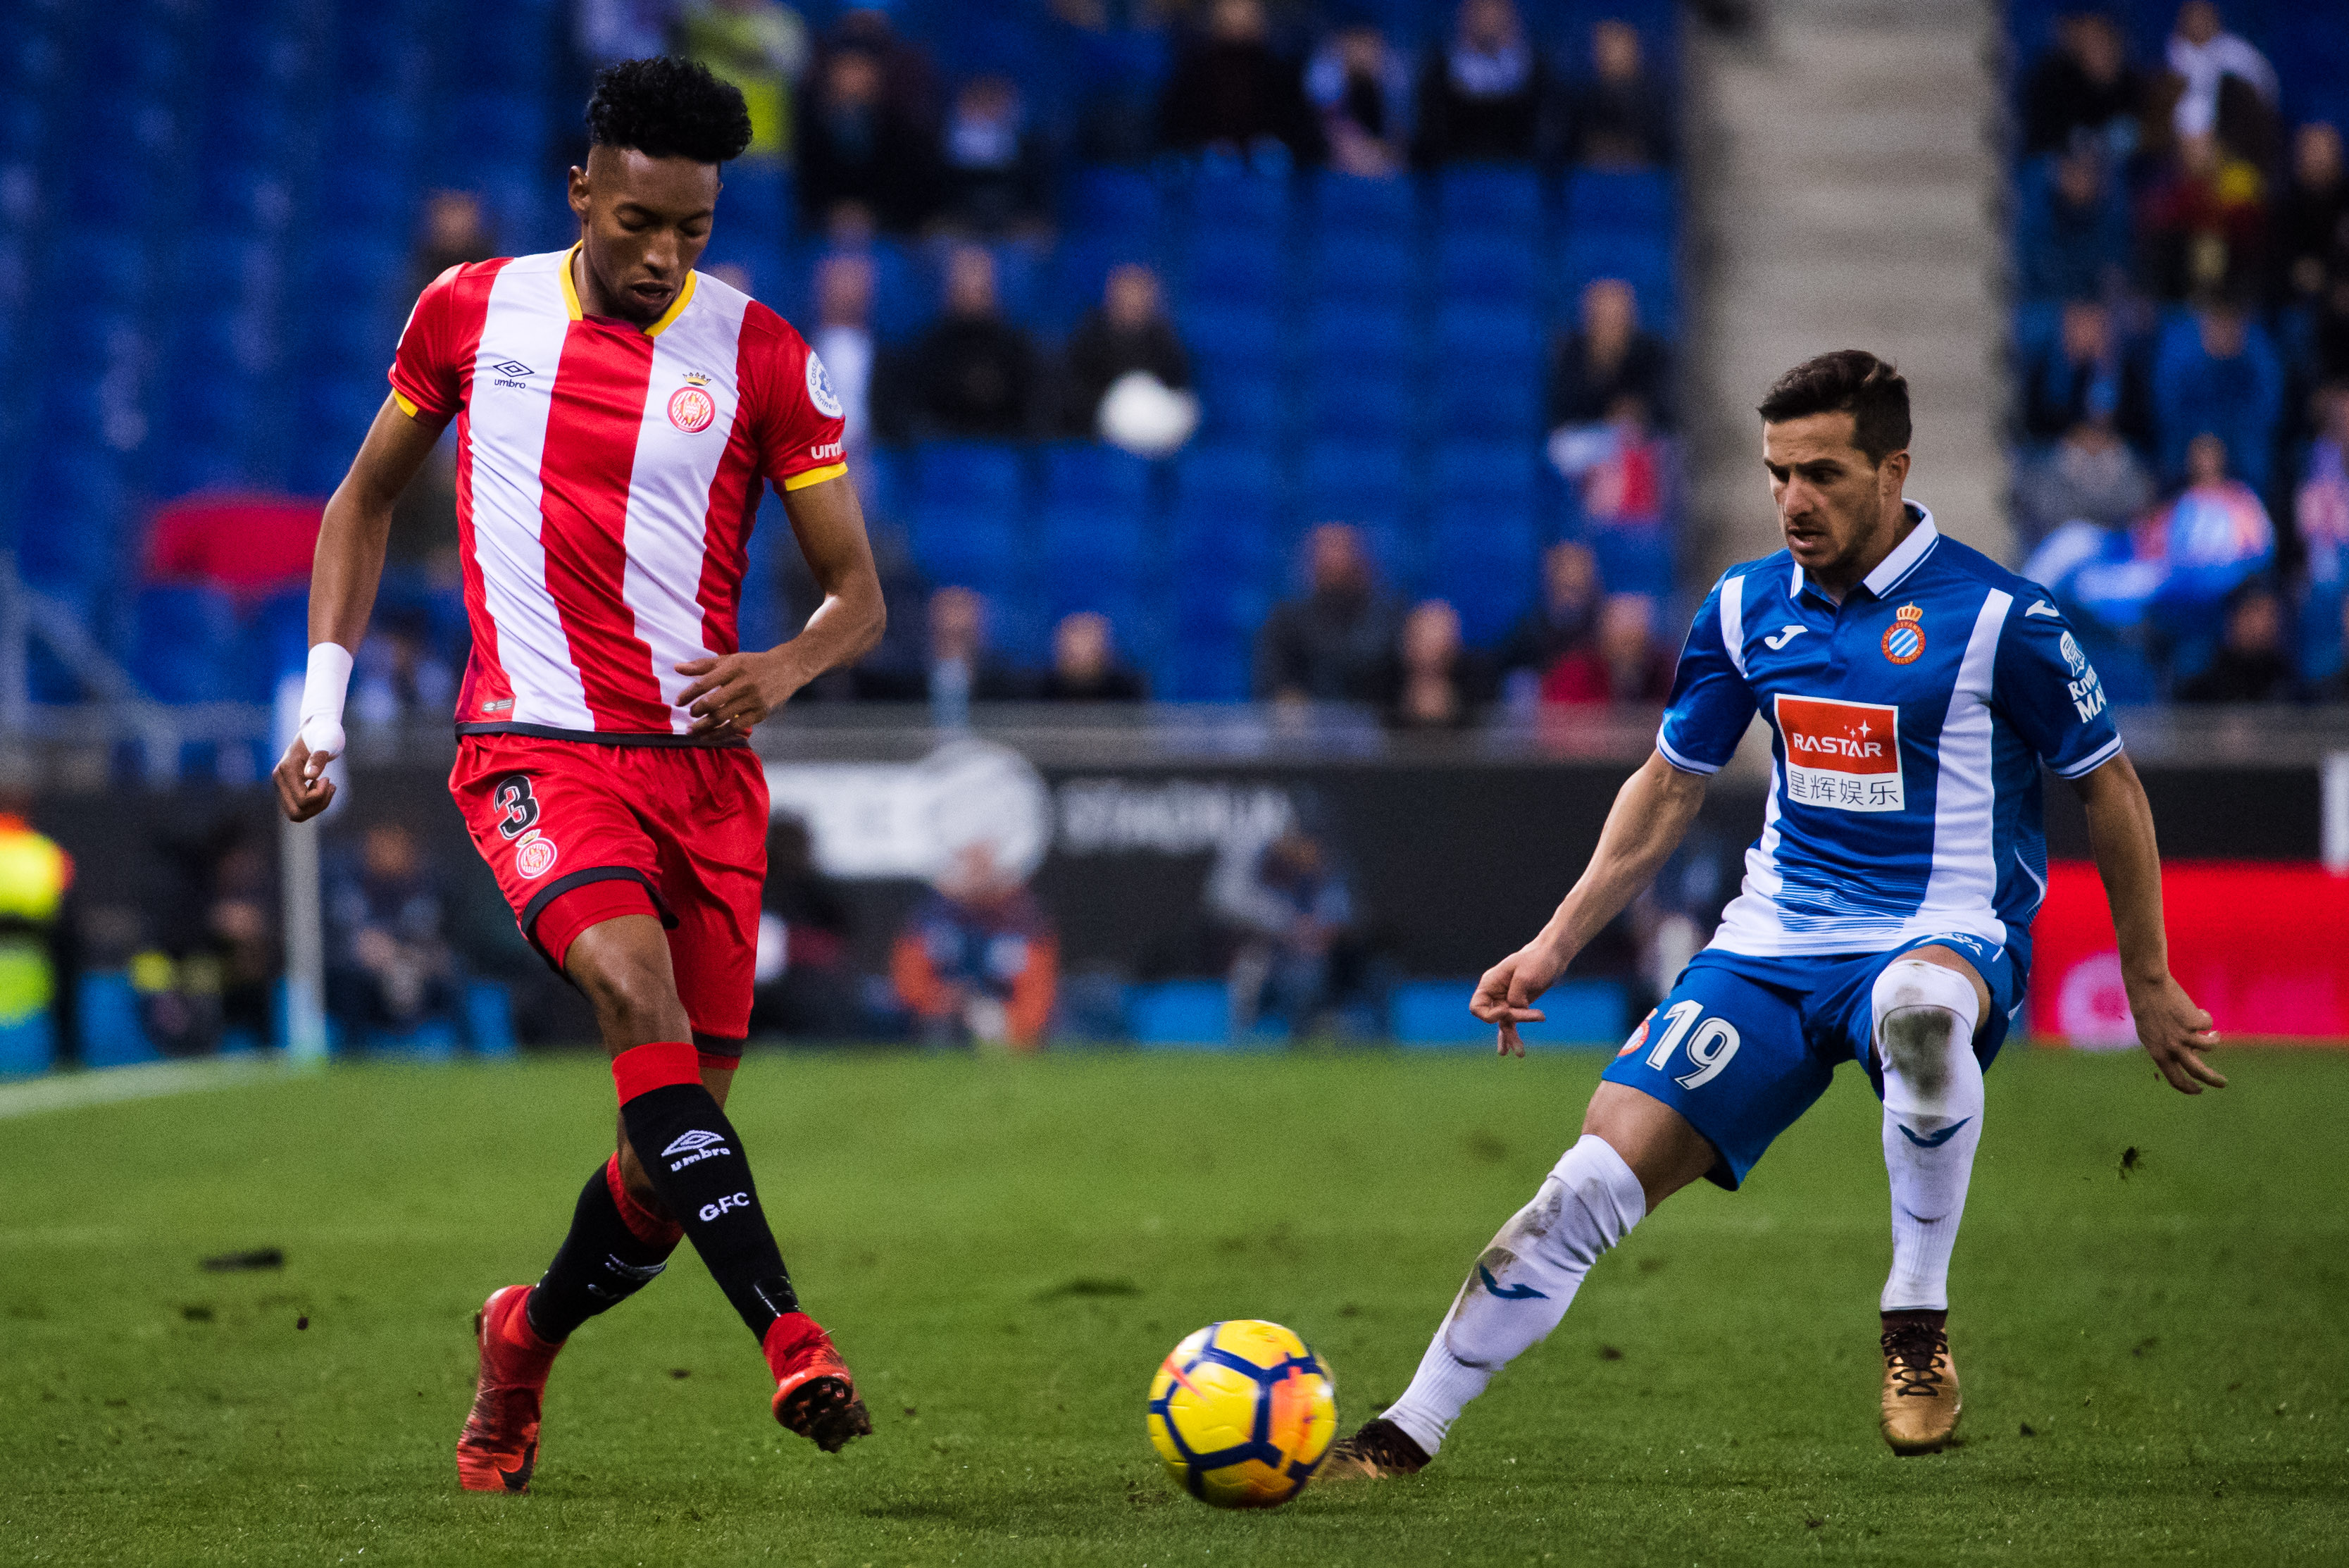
[492,361,532,378]
[2025,599,2060,618]
[663,1129,733,1171]
[1763,624,1808,650]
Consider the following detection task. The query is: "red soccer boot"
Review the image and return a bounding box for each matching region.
[766,1310,873,1453]
[456,1285,561,1493]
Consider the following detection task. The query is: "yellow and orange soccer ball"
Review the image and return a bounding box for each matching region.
[1145,1319,1338,1507]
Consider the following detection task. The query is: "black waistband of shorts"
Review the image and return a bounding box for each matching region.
[456,721,749,748]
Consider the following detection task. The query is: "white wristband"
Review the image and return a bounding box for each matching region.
[298,642,354,760]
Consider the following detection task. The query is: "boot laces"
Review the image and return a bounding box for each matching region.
[1881,1322,1948,1399]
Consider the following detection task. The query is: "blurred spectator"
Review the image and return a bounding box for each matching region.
[1037,611,1147,702]
[2148,431,2275,618]
[939,74,1054,236]
[2152,303,2282,487]
[2018,147,2133,301]
[2022,299,2133,443]
[1540,592,1675,707]
[1253,523,1405,705]
[748,814,862,1038]
[795,39,937,232]
[1498,540,1603,686]
[2176,580,2300,701]
[1388,599,1495,730]
[2275,122,2348,306]
[925,585,1029,724]
[2294,385,2349,677]
[1575,394,1670,526]
[2014,417,2156,548]
[1059,263,1190,437]
[325,821,461,1041]
[2021,11,2141,160]
[897,246,1043,438]
[2138,131,2266,298]
[1548,277,1671,430]
[409,191,495,301]
[809,253,876,460]
[2163,1,2274,144]
[891,842,1057,1050]
[682,0,809,162]
[147,494,323,603]
[1414,0,1548,168]
[1213,828,1373,1040]
[1306,15,1415,178]
[351,606,457,728]
[1159,0,1319,165]
[1562,18,1670,169]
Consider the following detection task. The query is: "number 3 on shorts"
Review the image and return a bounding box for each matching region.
[1643,998,1743,1090]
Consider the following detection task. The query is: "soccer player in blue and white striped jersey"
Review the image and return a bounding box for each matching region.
[1328,351,2222,1477]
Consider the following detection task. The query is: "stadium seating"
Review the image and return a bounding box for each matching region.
[0,1,1686,710]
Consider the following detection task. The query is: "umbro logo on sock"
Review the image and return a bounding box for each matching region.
[663,1129,733,1170]
[1898,1116,1973,1149]
[1476,1263,1549,1300]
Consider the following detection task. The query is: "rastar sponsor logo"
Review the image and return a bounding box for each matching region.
[1774,694,1905,813]
[662,1129,733,1171]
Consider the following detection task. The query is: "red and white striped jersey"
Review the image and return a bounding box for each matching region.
[390,247,847,742]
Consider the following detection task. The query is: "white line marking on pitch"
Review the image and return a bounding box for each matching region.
[0,1057,298,1120]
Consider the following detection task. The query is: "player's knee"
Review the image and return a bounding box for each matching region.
[577,945,683,1044]
[1872,959,1981,1091]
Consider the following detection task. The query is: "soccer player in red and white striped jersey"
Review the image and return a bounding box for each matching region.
[273,60,887,1487]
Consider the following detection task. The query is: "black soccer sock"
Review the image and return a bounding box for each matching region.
[611,1043,801,1342]
[524,1155,683,1344]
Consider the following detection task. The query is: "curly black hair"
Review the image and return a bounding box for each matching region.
[585,57,752,165]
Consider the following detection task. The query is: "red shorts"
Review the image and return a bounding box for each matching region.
[450,734,768,1048]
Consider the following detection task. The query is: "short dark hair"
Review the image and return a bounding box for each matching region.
[1756,350,1912,465]
[586,57,752,165]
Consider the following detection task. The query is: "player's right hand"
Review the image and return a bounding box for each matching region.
[2128,971,2225,1094]
[273,730,338,823]
[1471,940,1570,1059]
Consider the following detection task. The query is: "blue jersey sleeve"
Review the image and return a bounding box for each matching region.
[1993,592,2123,778]
[1656,574,1757,775]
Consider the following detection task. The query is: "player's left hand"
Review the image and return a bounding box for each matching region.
[676,649,800,736]
[2126,971,2225,1094]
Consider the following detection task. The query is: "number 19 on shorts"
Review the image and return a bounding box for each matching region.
[1641,1000,1742,1089]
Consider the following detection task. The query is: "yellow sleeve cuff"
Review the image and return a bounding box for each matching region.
[780,461,849,492]
[391,390,421,419]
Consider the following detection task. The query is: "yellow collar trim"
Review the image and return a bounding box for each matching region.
[561,243,697,336]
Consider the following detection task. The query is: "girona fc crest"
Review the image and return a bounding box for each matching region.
[1881,602,1926,664]
[513,830,559,881]
[667,385,716,433]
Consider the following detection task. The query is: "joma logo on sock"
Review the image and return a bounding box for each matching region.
[699,1192,752,1222]
[663,1130,732,1170]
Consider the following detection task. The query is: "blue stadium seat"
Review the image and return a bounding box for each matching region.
[1434,360,1544,439]
[1184,302,1283,368]
[1434,441,1542,503]
[1436,167,1545,237]
[1189,169,1290,236]
[908,500,1023,595]
[1180,229,1286,306]
[1433,231,1539,304]
[1587,525,1676,599]
[1312,173,1419,235]
[1305,302,1416,371]
[1559,234,1676,330]
[1299,442,1409,519]
[1564,170,1675,237]
[1040,499,1149,566]
[1195,366,1284,440]
[1304,373,1414,443]
[916,442,1027,509]
[1433,301,1545,374]
[129,585,241,703]
[1071,167,1166,243]
[1041,443,1154,507]
[1307,232,1419,304]
[20,442,123,597]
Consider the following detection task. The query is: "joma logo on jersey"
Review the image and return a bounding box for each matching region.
[1775,695,1905,813]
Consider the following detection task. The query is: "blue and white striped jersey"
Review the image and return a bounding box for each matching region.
[1657,505,2120,962]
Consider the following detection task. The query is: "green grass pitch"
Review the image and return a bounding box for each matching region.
[3,1047,2343,1566]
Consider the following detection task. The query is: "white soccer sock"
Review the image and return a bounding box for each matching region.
[1874,959,1986,1314]
[1382,1135,1645,1457]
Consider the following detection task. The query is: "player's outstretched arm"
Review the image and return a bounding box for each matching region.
[272,394,447,823]
[678,475,885,737]
[2071,752,2224,1093]
[1473,750,1708,1057]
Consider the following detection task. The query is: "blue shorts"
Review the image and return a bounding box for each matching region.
[1598,934,2021,1191]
